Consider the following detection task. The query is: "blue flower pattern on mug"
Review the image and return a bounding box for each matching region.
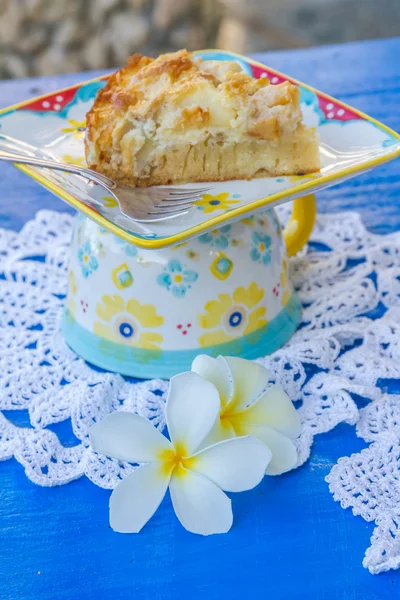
[198,225,232,249]
[157,259,198,298]
[78,240,99,278]
[250,231,272,265]
[115,235,138,257]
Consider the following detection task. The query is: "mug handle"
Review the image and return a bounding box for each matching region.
[283,194,317,257]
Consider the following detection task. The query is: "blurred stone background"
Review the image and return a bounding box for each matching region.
[0,0,399,79]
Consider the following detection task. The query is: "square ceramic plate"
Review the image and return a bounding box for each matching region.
[1,50,400,249]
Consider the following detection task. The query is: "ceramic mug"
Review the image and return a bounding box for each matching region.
[62,195,316,378]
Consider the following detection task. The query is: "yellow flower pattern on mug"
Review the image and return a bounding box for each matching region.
[280,259,291,306]
[195,193,240,213]
[241,215,256,226]
[67,297,76,319]
[94,294,164,351]
[69,270,78,296]
[198,282,268,347]
[67,270,77,318]
[61,119,86,140]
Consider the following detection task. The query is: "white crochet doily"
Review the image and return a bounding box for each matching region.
[1,208,400,574]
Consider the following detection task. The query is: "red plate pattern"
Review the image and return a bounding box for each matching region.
[15,61,362,123]
[250,63,362,121]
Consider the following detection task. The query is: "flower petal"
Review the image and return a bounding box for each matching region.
[215,237,228,249]
[172,285,186,298]
[262,253,271,265]
[243,306,268,336]
[96,294,124,322]
[168,259,182,273]
[192,354,232,406]
[200,415,236,448]
[233,282,264,309]
[126,298,164,327]
[222,357,269,411]
[198,293,232,329]
[245,424,298,475]
[93,321,116,342]
[190,435,271,492]
[157,273,171,289]
[135,331,163,350]
[169,468,232,535]
[182,270,198,283]
[166,372,220,455]
[199,233,211,244]
[90,411,171,462]
[241,385,301,439]
[251,248,261,262]
[199,330,233,347]
[282,289,291,306]
[110,464,170,533]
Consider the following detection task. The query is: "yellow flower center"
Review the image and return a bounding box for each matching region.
[174,274,183,283]
[219,405,246,436]
[259,243,265,251]
[158,443,193,478]
[83,254,89,262]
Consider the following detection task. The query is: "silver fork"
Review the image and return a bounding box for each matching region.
[0,146,211,222]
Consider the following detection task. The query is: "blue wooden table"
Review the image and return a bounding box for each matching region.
[1,38,400,600]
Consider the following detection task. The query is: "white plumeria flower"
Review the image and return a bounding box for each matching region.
[90,372,271,535]
[192,355,301,475]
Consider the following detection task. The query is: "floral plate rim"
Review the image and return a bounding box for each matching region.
[1,49,400,249]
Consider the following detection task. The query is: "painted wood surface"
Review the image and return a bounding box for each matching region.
[0,38,400,599]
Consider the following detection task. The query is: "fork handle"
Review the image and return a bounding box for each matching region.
[0,149,116,190]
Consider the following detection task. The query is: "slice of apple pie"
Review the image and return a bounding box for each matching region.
[85,50,320,187]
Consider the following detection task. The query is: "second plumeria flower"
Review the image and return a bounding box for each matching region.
[90,372,271,535]
[192,355,301,474]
